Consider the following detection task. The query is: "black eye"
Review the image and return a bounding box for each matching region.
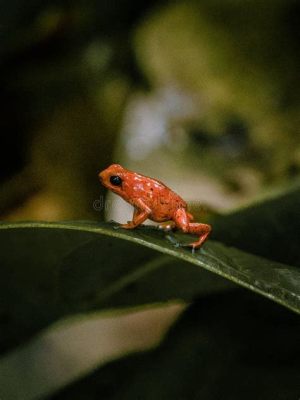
[110,175,122,186]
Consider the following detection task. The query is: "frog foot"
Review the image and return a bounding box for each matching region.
[181,243,197,254]
[165,234,181,248]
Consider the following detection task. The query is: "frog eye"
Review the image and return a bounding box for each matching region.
[110,175,122,186]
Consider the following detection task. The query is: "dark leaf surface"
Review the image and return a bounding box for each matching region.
[50,290,300,400]
[212,182,300,267]
[0,214,299,354]
[0,221,229,354]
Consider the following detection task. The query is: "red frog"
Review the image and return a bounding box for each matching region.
[98,164,211,250]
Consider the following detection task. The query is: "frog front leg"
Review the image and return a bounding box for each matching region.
[120,200,151,229]
[173,208,211,251]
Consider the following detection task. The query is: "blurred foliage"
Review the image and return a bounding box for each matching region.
[135,0,300,184]
[1,0,300,219]
[0,0,163,218]
[51,292,300,400]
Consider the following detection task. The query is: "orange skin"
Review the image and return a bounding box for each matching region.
[98,164,211,250]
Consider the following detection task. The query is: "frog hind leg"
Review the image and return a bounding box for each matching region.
[187,212,194,221]
[173,208,211,250]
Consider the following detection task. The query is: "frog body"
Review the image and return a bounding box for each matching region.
[99,164,211,249]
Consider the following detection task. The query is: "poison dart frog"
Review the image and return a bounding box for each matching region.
[98,164,211,250]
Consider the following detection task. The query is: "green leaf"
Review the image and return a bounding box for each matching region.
[50,291,300,400]
[0,221,228,354]
[0,217,299,355]
[212,182,300,267]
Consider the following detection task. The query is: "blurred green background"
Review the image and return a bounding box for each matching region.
[1,0,300,222]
